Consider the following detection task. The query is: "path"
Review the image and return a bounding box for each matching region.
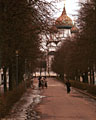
[36,77,96,120]
[5,78,42,120]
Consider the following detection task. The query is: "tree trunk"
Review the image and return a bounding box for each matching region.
[92,70,94,84]
[9,64,13,91]
[84,72,88,83]
[90,68,92,84]
[3,66,7,92]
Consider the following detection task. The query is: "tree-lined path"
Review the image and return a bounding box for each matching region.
[36,78,96,120]
[4,77,96,120]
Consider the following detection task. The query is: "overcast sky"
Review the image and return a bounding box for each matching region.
[47,0,81,21]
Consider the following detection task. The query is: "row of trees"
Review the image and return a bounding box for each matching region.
[0,0,54,92]
[52,0,96,84]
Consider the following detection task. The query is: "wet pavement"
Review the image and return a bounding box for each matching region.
[3,78,96,120]
[5,78,44,120]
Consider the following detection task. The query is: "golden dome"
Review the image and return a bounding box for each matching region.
[55,6,73,29]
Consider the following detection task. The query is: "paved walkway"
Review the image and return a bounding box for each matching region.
[36,78,96,120]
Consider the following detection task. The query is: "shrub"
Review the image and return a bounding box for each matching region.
[0,82,26,118]
[58,76,96,97]
[70,80,96,96]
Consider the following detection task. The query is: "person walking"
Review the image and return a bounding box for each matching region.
[65,80,71,94]
[41,77,45,89]
[38,76,42,89]
[44,77,48,88]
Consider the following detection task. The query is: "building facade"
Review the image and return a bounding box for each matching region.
[46,3,78,74]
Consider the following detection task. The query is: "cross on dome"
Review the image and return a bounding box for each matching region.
[64,0,66,6]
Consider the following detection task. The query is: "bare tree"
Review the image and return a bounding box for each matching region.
[0,0,55,91]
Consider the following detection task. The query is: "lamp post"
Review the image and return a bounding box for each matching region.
[40,59,42,76]
[24,59,27,89]
[16,50,19,86]
[25,59,27,77]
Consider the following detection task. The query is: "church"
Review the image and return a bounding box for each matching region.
[46,2,78,75]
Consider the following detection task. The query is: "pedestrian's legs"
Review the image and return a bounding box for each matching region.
[67,87,70,93]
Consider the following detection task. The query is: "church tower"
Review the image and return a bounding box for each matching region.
[46,1,74,74]
[46,1,78,75]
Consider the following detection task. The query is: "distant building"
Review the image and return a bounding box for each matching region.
[46,3,78,73]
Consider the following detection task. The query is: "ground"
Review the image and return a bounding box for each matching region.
[4,77,96,120]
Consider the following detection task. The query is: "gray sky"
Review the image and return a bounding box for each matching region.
[47,0,81,21]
